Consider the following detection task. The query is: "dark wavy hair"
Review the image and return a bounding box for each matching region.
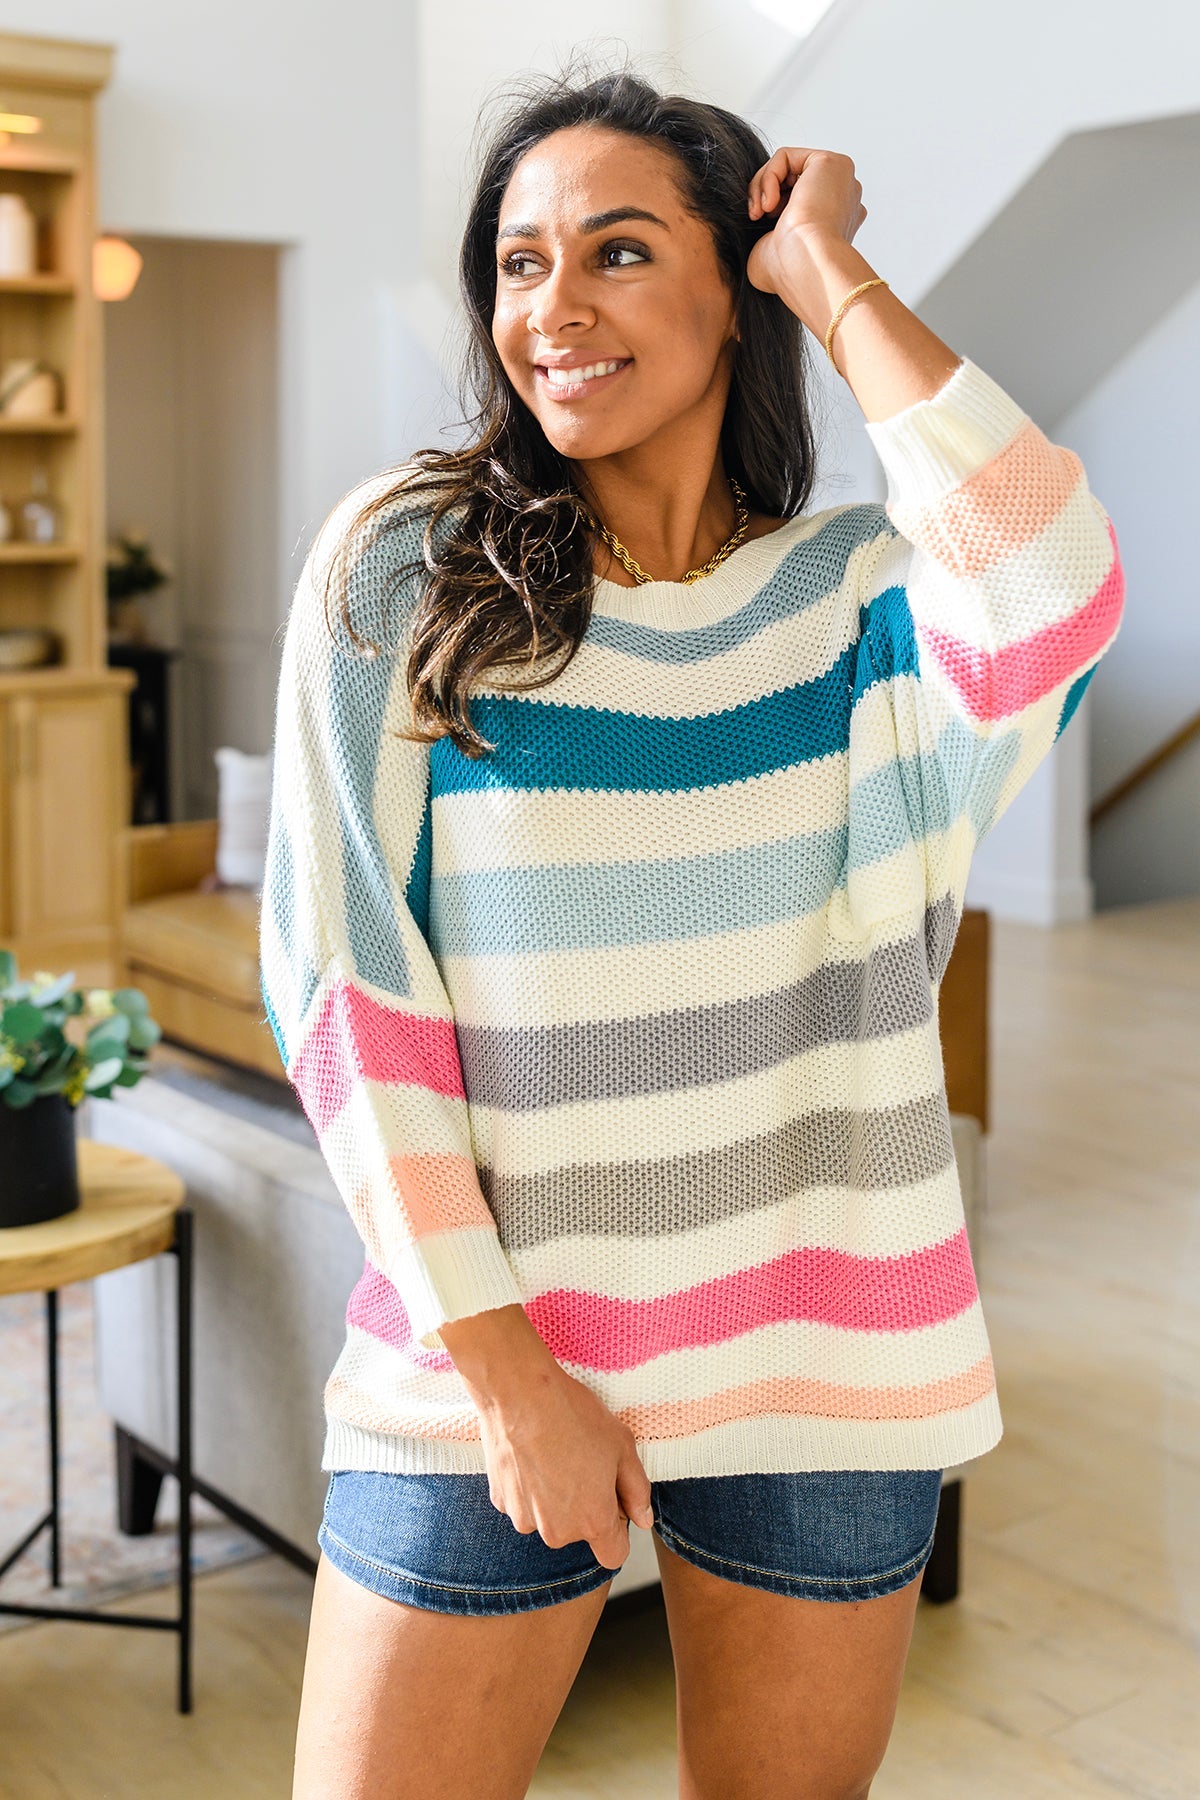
[321,56,820,757]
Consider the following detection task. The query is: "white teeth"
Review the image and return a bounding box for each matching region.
[545,360,623,387]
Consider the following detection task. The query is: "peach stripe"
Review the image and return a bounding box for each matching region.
[614,1357,996,1437]
[919,516,1124,721]
[323,1358,996,1447]
[891,422,1085,579]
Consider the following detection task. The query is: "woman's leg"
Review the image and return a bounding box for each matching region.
[292,1549,613,1800]
[653,1531,922,1800]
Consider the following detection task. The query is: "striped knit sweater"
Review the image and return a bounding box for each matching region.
[259,355,1125,1479]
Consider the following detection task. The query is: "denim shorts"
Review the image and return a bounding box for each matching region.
[317,1465,944,1616]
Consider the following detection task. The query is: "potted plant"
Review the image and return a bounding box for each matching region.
[0,950,162,1229]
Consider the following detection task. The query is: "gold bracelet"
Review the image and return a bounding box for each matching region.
[824,277,889,371]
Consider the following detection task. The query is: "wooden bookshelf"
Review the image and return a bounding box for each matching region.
[0,30,132,986]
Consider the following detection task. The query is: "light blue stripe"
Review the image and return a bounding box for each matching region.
[325,509,435,995]
[429,825,849,959]
[584,503,893,664]
[260,806,321,1059]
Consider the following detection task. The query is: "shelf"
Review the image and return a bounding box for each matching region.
[0,274,75,295]
[0,543,79,563]
[0,415,77,434]
[0,664,135,695]
[0,149,81,177]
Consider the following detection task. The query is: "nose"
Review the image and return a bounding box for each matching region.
[525,260,597,340]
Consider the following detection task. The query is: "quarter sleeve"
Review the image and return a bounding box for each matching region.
[844,355,1126,940]
[258,476,525,1351]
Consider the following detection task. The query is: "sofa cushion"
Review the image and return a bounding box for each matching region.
[122,887,263,1010]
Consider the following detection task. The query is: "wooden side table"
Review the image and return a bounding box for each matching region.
[0,1140,195,1713]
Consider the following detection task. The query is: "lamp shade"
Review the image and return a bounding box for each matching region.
[93,235,143,301]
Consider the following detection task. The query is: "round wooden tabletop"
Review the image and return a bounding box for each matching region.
[0,1139,185,1297]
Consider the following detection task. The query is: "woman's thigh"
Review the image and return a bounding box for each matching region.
[293,1469,621,1799]
[649,1468,942,1800]
[293,1550,612,1800]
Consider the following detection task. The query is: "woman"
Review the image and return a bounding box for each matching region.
[262,64,1124,1800]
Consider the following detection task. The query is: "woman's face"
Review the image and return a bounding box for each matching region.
[491,124,739,466]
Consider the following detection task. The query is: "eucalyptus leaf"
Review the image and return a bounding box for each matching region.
[3,1077,38,1108]
[83,1056,125,1092]
[112,988,150,1017]
[128,1017,162,1051]
[1,1001,44,1044]
[30,972,75,1007]
[88,1012,131,1049]
[0,948,15,988]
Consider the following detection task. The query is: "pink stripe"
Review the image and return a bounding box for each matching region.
[347,1228,980,1374]
[346,1260,430,1357]
[921,516,1124,722]
[525,1227,981,1371]
[291,976,466,1135]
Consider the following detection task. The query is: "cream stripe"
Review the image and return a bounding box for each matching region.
[524,551,874,719]
[328,1306,995,1439]
[439,899,934,1032]
[432,748,853,876]
[562,1300,996,1410]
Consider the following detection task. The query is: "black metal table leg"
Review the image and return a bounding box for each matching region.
[0,1204,197,1715]
[46,1288,61,1587]
[171,1205,194,1715]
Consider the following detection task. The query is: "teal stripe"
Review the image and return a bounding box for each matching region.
[1056,664,1096,740]
[431,639,860,799]
[406,779,434,941]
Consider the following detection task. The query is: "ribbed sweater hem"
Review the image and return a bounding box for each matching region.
[321,1388,1002,1478]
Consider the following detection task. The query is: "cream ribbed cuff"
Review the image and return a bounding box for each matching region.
[863,356,1030,512]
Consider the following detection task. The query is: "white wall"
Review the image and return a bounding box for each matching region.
[756,0,1200,919]
[10,0,445,618]
[1062,277,1200,908]
[105,237,282,819]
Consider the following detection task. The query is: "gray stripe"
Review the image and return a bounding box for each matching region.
[480,1090,956,1250]
[455,910,940,1114]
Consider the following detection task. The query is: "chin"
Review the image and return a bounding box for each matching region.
[531,407,664,463]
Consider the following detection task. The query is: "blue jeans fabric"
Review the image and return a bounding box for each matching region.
[317,1466,945,1616]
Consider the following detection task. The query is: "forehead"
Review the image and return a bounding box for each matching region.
[498,126,688,228]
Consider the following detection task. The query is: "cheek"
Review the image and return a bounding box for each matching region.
[491,295,527,375]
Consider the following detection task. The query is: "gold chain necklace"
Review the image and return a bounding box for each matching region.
[588,477,750,586]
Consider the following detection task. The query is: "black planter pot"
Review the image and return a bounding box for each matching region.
[0,1092,80,1228]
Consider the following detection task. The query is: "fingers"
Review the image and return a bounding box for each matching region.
[747,147,860,222]
[590,1512,631,1572]
[616,1452,655,1532]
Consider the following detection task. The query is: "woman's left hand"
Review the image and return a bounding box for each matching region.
[745,147,867,301]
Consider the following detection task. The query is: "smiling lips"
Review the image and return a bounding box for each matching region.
[535,358,633,399]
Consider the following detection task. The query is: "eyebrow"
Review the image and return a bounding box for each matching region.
[496,207,670,242]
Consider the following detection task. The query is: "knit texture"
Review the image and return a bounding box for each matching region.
[259,356,1125,1478]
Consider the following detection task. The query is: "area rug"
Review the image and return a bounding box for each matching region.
[0,1280,269,1635]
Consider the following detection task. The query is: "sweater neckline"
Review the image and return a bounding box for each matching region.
[589,511,815,630]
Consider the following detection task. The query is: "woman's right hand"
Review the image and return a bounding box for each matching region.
[440,1302,655,1568]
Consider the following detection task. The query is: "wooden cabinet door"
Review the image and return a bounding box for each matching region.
[7,689,125,957]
